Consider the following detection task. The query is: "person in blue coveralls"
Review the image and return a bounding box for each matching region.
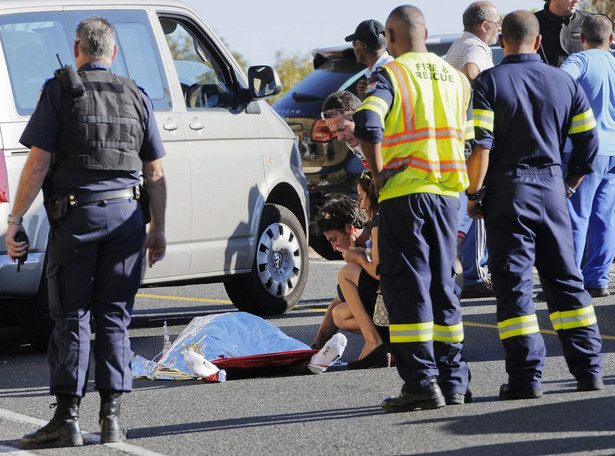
[466,10,603,401]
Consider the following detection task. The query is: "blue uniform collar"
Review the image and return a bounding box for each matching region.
[501,53,543,64]
[77,61,111,71]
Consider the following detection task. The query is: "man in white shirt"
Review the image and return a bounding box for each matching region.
[345,19,394,99]
[446,1,500,299]
[446,1,501,81]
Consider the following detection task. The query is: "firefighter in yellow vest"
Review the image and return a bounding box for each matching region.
[354,5,473,412]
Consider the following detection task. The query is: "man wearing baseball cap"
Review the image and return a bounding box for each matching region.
[345,19,393,99]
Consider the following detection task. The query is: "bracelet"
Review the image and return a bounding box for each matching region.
[567,185,576,195]
[465,187,485,202]
[7,214,23,225]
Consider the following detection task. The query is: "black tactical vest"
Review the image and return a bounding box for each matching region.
[54,66,144,171]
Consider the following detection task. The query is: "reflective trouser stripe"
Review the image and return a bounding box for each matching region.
[550,305,597,331]
[498,314,539,340]
[390,322,433,343]
[433,322,464,343]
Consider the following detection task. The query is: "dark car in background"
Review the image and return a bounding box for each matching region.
[272,35,502,258]
[273,46,367,213]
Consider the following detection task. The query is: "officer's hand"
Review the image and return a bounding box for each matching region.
[467,200,484,220]
[357,78,368,99]
[374,165,407,195]
[144,228,166,267]
[5,224,28,262]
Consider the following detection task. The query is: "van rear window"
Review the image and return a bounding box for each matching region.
[0,12,73,115]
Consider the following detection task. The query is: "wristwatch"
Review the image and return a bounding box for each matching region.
[7,214,23,225]
[465,188,485,202]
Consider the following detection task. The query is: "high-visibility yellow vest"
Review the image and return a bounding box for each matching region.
[359,52,472,202]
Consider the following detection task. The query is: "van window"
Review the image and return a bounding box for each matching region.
[114,22,169,110]
[0,13,73,115]
[159,16,235,109]
[64,10,172,112]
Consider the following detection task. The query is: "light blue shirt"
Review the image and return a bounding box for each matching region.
[561,49,615,156]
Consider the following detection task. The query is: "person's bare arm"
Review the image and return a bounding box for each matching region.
[461,62,480,82]
[142,158,166,267]
[466,143,490,219]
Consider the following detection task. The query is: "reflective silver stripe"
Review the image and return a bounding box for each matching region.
[550,305,597,331]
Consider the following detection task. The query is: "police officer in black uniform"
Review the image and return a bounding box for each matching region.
[535,0,589,67]
[5,16,167,448]
[466,10,603,400]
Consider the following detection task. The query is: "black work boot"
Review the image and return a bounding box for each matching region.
[22,394,83,449]
[99,390,127,443]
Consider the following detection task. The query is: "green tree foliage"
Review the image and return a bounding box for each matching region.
[268,50,313,105]
[581,0,615,16]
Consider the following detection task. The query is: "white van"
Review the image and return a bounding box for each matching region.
[0,0,309,351]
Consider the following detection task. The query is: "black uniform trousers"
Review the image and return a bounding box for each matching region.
[484,168,602,390]
[379,193,469,396]
[47,197,146,397]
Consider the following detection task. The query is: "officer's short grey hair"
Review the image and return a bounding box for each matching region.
[75,16,115,61]
[463,2,497,30]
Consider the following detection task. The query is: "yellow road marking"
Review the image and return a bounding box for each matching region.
[463,320,615,340]
[136,293,232,304]
[134,297,615,340]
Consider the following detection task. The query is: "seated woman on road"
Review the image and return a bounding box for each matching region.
[311,185,390,369]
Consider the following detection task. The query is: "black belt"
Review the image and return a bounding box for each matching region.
[70,186,138,207]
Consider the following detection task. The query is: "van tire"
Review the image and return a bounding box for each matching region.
[224,204,308,315]
[18,258,53,353]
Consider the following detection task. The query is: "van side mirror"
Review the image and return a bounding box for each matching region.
[248,65,282,99]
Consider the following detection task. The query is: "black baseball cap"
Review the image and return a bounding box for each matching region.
[345,19,385,46]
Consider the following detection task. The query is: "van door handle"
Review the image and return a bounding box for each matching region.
[189,118,204,131]
[163,118,179,131]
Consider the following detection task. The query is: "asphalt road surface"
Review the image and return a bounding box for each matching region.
[1,259,614,455]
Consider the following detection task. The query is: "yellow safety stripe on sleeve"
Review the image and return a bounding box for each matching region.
[497,314,539,340]
[473,109,494,132]
[433,322,464,343]
[569,109,597,134]
[389,321,433,343]
[550,305,597,331]
[464,122,474,141]
[356,95,388,127]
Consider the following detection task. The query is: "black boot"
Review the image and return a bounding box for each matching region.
[22,394,83,448]
[99,390,127,443]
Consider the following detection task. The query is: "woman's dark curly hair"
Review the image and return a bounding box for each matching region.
[315,195,370,233]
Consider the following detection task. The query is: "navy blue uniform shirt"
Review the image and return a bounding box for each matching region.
[353,68,393,145]
[473,53,598,184]
[20,62,165,192]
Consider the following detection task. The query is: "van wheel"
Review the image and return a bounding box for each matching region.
[18,258,54,352]
[224,204,308,315]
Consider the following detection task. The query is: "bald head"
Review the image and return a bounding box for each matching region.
[501,10,540,53]
[582,14,614,49]
[386,5,428,57]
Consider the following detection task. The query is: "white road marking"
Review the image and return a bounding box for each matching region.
[0,407,169,456]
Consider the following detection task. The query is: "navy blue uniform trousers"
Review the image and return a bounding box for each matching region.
[379,193,469,396]
[484,168,602,389]
[47,198,146,397]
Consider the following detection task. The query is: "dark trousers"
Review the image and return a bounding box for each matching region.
[47,198,145,397]
[484,168,602,389]
[379,193,469,395]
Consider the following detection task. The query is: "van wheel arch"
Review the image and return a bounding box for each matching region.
[224,204,308,315]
